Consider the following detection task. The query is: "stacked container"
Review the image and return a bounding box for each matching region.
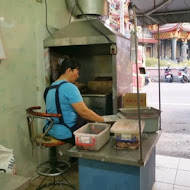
[111,119,145,149]
[74,123,110,151]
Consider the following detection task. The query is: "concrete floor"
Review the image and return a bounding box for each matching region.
[0,173,31,190]
[25,155,190,190]
[25,163,79,190]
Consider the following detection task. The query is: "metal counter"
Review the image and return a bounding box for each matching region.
[68,131,161,167]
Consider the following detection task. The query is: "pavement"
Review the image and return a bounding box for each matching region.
[141,82,190,159]
[153,155,190,190]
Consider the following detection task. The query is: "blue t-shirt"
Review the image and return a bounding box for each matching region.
[45,80,83,139]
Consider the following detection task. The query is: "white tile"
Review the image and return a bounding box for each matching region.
[152,182,173,190]
[174,185,190,190]
[156,155,179,169]
[178,158,190,171]
[156,166,177,184]
[175,170,190,187]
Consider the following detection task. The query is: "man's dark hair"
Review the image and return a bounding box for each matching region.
[57,56,81,76]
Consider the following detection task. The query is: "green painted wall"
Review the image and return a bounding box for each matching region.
[0,0,70,177]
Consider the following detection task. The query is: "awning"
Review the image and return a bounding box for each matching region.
[131,0,190,25]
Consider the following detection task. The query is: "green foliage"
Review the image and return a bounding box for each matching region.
[145,58,158,67]
[145,58,190,67]
[145,58,167,67]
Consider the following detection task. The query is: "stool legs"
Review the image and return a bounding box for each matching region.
[36,147,75,190]
[36,147,70,176]
[36,176,76,190]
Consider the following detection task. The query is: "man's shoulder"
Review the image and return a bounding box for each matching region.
[59,82,79,92]
[61,82,77,88]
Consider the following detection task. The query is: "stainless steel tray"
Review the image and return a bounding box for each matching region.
[118,107,161,119]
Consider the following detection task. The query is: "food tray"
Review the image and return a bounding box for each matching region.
[118,107,161,132]
[74,123,110,151]
[115,140,140,150]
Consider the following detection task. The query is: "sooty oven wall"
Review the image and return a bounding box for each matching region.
[49,44,114,116]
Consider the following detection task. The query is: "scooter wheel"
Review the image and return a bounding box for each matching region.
[182,76,189,83]
[169,76,173,83]
[145,79,149,85]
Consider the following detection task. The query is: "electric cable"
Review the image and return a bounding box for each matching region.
[69,4,76,24]
[157,24,162,130]
[45,0,52,35]
[128,3,142,161]
[75,2,116,45]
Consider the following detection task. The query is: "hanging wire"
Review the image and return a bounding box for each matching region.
[133,5,143,164]
[142,11,145,62]
[45,0,52,35]
[69,4,76,24]
[157,24,162,130]
[75,1,115,45]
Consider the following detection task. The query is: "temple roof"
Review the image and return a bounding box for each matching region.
[149,23,190,34]
[180,23,190,32]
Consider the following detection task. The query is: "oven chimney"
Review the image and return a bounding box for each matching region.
[66,0,109,19]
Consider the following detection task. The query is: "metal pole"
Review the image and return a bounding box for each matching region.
[133,5,143,164]
[157,25,162,130]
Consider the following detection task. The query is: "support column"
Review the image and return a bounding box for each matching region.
[181,40,187,61]
[157,41,161,59]
[160,40,163,59]
[188,41,190,59]
[164,40,167,59]
[152,44,157,58]
[179,40,182,56]
[171,38,177,61]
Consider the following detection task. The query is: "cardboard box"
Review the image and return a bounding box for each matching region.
[123,93,146,108]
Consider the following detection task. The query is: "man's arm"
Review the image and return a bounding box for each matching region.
[71,102,104,123]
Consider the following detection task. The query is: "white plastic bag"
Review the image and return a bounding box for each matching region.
[0,145,16,174]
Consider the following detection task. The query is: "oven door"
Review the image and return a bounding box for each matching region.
[82,93,113,116]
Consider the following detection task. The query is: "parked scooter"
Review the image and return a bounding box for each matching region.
[178,66,189,83]
[164,66,173,83]
[145,73,151,85]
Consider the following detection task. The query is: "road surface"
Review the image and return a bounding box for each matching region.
[140,82,190,159]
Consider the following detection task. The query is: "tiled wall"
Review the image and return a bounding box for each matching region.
[0,0,70,177]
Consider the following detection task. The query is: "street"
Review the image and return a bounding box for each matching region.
[140,82,190,158]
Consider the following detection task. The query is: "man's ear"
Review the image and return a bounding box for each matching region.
[66,68,72,73]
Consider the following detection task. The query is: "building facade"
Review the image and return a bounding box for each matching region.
[148,23,190,61]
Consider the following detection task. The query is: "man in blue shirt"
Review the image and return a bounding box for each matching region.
[44,56,105,145]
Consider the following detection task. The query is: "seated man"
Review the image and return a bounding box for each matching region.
[44,56,105,146]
